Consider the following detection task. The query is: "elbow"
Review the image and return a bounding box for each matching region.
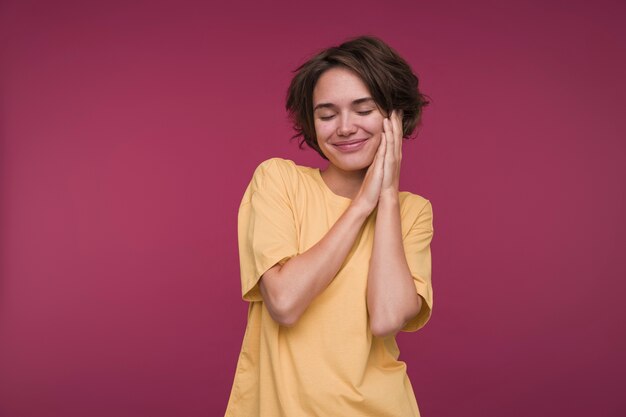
[260,270,302,327]
[270,301,301,327]
[274,314,299,328]
[370,318,403,338]
[370,298,423,338]
[265,291,302,327]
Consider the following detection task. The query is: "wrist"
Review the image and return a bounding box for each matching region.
[348,199,375,220]
[379,188,399,204]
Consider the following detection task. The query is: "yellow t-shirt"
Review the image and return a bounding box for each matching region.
[225,157,434,417]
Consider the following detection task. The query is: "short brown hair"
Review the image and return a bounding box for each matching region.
[285,35,430,160]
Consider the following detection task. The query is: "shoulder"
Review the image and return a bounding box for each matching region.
[253,157,298,177]
[251,157,314,186]
[400,191,433,232]
[399,192,433,232]
[244,157,309,200]
[400,191,432,216]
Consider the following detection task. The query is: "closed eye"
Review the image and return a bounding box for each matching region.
[319,110,373,121]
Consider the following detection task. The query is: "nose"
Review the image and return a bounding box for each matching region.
[336,112,358,137]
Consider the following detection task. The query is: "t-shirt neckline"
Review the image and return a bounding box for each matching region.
[314,168,353,203]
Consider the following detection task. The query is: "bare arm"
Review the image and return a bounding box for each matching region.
[259,131,389,327]
[259,203,369,326]
[367,192,422,338]
[366,111,422,338]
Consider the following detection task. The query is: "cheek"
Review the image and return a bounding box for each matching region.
[365,117,384,134]
[314,122,334,140]
[370,135,383,151]
[372,119,384,133]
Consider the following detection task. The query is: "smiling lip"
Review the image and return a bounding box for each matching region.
[333,138,368,152]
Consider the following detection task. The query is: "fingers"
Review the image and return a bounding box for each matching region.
[358,127,386,212]
[364,130,385,180]
[381,110,402,192]
[383,118,393,161]
[390,109,403,160]
[371,131,386,167]
[383,113,400,164]
[378,130,386,165]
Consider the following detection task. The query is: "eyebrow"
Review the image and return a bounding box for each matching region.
[313,97,375,111]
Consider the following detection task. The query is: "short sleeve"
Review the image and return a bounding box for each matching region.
[237,158,299,302]
[400,199,434,332]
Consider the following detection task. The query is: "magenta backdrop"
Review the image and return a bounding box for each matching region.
[1,0,625,416]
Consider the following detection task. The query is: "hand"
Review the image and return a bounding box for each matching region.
[352,126,386,215]
[352,109,403,215]
[380,109,403,198]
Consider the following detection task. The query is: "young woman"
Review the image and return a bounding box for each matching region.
[225,35,434,417]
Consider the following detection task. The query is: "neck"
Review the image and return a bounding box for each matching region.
[320,164,367,200]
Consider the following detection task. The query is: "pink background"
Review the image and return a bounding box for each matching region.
[1,0,625,416]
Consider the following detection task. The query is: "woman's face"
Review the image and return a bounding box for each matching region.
[312,67,386,172]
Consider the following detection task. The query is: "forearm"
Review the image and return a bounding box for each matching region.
[265,203,370,324]
[367,192,422,337]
